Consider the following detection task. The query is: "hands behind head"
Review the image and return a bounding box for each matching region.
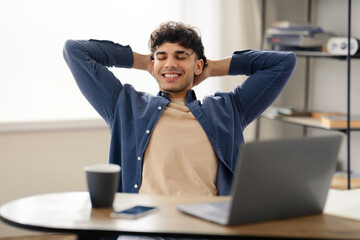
[193,59,211,87]
[193,58,231,87]
[132,52,153,76]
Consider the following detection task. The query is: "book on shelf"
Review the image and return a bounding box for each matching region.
[266,22,324,36]
[269,44,323,52]
[320,115,360,128]
[266,21,333,52]
[263,108,360,129]
[331,171,360,190]
[264,106,311,118]
[273,21,314,29]
[311,111,345,119]
[267,32,333,48]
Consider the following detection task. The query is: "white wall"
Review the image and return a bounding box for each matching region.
[218,0,262,141]
[0,126,111,237]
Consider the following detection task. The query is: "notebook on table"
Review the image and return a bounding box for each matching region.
[177,135,342,225]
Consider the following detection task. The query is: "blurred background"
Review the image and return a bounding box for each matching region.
[1,0,360,237]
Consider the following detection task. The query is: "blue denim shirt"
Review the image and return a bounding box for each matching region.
[63,39,296,196]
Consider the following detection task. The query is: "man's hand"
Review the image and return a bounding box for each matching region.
[193,60,212,87]
[132,52,153,75]
[193,58,231,87]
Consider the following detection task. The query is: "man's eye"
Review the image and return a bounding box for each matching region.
[156,56,166,60]
[176,54,188,59]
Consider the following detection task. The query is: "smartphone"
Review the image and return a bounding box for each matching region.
[110,205,157,219]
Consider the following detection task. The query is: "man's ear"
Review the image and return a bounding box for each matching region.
[194,59,204,76]
[151,60,155,76]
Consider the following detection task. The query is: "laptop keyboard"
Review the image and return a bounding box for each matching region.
[202,201,230,216]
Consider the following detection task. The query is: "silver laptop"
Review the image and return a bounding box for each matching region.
[177,135,342,225]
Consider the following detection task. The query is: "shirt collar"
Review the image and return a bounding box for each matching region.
[157,90,197,102]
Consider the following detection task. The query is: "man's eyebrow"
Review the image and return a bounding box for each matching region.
[175,50,190,55]
[155,50,191,56]
[155,51,167,56]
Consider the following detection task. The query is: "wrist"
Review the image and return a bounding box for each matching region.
[208,58,231,77]
[133,52,152,72]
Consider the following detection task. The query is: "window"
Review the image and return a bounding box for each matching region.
[0,0,185,123]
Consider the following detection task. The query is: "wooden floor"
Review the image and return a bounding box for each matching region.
[0,234,76,240]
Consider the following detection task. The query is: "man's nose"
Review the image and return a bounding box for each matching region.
[165,56,177,68]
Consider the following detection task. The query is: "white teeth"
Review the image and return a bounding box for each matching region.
[164,74,179,78]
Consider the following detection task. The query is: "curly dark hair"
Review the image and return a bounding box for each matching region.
[149,21,207,66]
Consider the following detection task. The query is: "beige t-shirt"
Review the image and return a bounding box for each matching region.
[139,99,218,196]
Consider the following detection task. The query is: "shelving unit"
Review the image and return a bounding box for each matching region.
[258,0,356,189]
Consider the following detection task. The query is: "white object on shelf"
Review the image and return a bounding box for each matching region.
[327,37,359,55]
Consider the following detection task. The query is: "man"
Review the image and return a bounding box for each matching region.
[63,21,296,197]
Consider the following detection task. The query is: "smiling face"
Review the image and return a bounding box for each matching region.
[152,42,204,100]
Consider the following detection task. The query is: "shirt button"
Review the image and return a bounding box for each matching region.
[146,130,150,134]
[138,157,141,161]
[158,106,162,110]
[134,184,138,189]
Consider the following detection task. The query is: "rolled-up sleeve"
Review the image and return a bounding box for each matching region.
[229,50,297,124]
[63,39,134,124]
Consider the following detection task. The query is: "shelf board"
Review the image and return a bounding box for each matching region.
[261,113,360,132]
[293,51,360,59]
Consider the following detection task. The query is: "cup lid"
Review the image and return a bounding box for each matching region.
[84,163,121,173]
